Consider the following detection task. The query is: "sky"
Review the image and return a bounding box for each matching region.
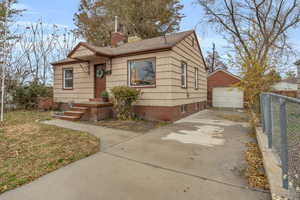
[17,0,300,73]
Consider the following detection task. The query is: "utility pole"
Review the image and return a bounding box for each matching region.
[211,43,216,73]
[1,0,9,122]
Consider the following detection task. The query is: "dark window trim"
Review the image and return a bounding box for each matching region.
[194,67,199,90]
[127,57,156,88]
[62,68,74,90]
[181,61,187,89]
[191,38,195,47]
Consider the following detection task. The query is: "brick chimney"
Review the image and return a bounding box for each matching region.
[111,16,124,47]
[111,32,124,47]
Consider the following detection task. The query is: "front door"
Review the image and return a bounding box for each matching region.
[94,64,106,98]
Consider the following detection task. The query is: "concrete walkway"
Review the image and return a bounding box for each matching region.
[0,110,271,200]
[43,120,142,151]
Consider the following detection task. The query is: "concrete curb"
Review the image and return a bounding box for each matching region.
[255,126,289,199]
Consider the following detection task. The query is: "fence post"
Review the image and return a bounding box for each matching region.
[266,94,272,148]
[260,93,265,132]
[279,98,289,189]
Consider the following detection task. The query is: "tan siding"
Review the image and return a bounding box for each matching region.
[106,51,173,106]
[53,33,207,107]
[170,33,207,106]
[53,62,95,103]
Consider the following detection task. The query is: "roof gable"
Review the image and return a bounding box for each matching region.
[175,31,208,70]
[208,69,241,81]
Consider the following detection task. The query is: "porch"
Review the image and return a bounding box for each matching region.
[53,101,113,121]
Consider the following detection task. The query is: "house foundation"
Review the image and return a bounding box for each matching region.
[54,101,207,122]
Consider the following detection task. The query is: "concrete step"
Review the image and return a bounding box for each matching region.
[68,106,89,112]
[89,98,102,102]
[52,114,80,121]
[64,111,84,117]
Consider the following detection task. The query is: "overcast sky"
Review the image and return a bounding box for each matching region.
[17,0,300,73]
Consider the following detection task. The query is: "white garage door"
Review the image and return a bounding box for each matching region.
[213,87,244,108]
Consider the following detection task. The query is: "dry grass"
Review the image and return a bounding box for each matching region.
[0,111,100,194]
[244,141,269,190]
[216,113,249,122]
[83,119,169,133]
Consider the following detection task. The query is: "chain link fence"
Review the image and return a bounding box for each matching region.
[261,93,300,199]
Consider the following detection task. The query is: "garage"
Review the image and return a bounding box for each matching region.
[212,87,244,108]
[207,69,244,108]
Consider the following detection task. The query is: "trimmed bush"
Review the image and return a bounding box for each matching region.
[110,86,142,120]
[14,84,53,109]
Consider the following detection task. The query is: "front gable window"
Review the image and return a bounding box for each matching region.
[63,68,73,89]
[128,58,156,87]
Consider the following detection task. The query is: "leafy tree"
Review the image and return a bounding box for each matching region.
[0,0,23,57]
[74,0,184,46]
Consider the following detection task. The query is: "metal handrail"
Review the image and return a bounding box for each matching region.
[262,92,300,104]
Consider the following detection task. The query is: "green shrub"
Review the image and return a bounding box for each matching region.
[101,90,109,98]
[14,83,53,109]
[110,86,142,120]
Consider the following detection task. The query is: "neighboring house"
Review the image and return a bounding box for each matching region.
[271,77,298,98]
[207,69,244,108]
[296,60,300,98]
[272,78,298,91]
[51,30,208,121]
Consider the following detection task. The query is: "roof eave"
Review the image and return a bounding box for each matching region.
[111,46,172,58]
[208,69,242,80]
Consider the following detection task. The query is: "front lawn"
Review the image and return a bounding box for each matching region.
[0,111,100,194]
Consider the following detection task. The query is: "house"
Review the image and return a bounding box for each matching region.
[207,69,244,108]
[51,30,208,121]
[271,77,298,98]
[296,60,300,98]
[272,78,298,91]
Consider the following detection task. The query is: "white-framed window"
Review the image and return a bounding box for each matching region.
[128,58,156,87]
[63,68,73,89]
[181,61,187,88]
[195,67,199,89]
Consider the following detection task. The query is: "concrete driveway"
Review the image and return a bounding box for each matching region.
[0,110,270,200]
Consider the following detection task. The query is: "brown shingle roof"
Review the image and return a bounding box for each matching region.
[51,58,85,65]
[81,30,194,57]
[53,30,195,65]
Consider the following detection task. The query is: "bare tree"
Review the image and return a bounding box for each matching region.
[206,44,227,73]
[197,0,300,66]
[18,20,78,85]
